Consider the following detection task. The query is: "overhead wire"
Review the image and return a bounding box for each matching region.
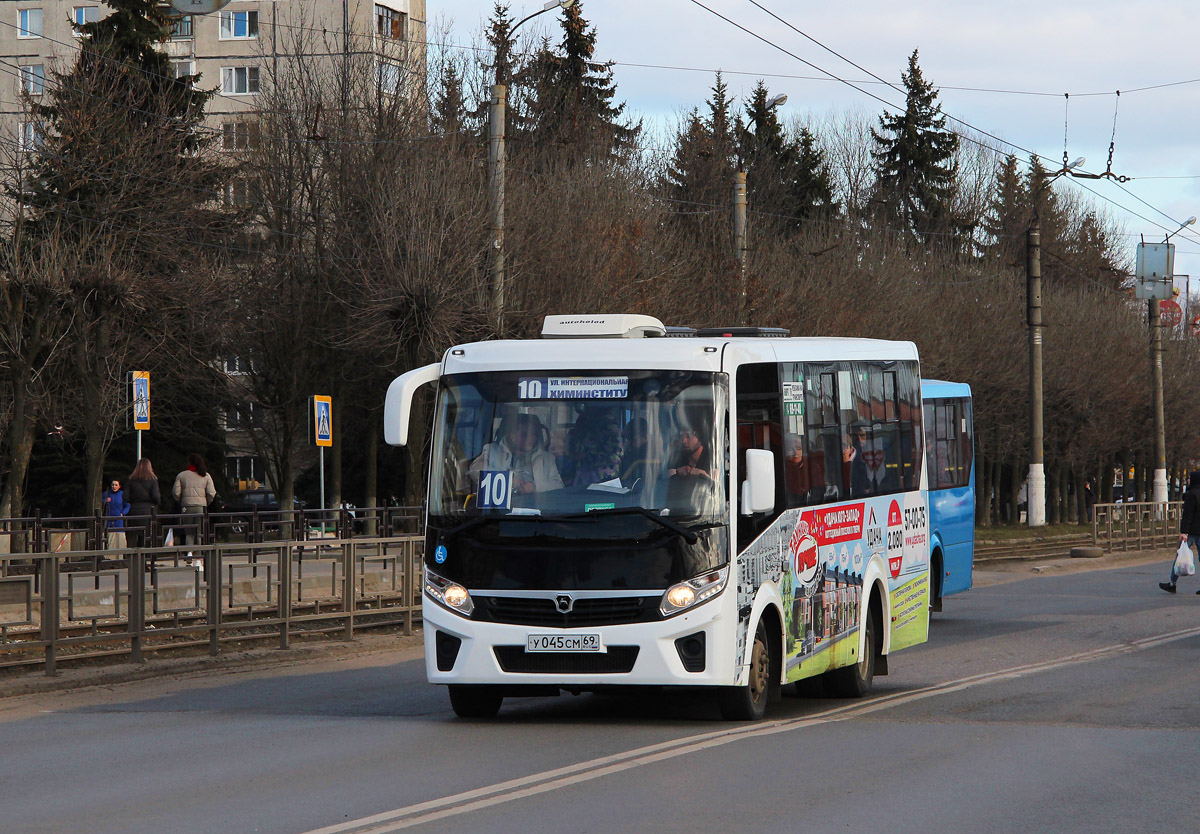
[698,0,1200,252]
[5,6,1198,263]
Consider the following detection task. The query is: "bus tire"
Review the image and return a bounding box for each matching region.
[448,685,503,718]
[829,601,877,698]
[718,618,775,720]
[929,550,943,613]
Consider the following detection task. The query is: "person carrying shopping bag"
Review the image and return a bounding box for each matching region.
[172,453,216,548]
[1160,470,1200,594]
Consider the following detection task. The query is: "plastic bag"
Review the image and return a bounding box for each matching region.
[162,528,174,548]
[1174,541,1195,577]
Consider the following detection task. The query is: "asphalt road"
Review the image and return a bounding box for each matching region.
[2,552,1198,834]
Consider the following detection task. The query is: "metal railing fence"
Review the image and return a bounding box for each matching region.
[1092,501,1183,552]
[0,532,424,676]
[0,505,423,558]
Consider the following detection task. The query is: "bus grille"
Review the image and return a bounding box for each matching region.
[493,646,640,674]
[475,596,659,627]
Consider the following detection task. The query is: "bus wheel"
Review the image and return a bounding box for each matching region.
[829,603,877,698]
[930,551,943,613]
[448,685,503,718]
[718,619,774,721]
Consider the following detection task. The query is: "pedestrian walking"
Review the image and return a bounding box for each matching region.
[1160,470,1200,594]
[173,453,216,547]
[101,479,130,551]
[125,458,161,548]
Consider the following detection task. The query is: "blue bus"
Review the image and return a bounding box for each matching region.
[922,380,974,610]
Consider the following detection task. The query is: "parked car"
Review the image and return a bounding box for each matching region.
[223,489,305,515]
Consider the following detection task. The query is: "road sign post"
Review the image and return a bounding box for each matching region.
[130,371,150,460]
[311,396,333,516]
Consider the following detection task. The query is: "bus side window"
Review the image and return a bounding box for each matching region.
[805,367,846,501]
[736,363,783,552]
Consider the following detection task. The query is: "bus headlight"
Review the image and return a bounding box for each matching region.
[660,566,729,618]
[425,569,474,617]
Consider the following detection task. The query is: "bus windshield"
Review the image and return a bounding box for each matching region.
[430,370,727,523]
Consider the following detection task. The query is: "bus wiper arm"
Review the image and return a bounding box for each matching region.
[563,506,701,544]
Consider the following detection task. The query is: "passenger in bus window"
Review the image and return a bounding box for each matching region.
[864,424,900,494]
[784,432,824,505]
[667,427,711,479]
[568,408,625,487]
[845,423,871,497]
[468,413,563,495]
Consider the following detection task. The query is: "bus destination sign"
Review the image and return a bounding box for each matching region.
[518,376,628,399]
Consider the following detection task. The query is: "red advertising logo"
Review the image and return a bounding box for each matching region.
[800,503,865,546]
[789,520,819,584]
[887,499,903,578]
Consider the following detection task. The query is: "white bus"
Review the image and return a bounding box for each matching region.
[385,314,931,719]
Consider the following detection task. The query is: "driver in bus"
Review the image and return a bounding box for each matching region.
[468,413,563,495]
[667,426,711,479]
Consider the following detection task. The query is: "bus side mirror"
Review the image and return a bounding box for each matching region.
[384,363,441,447]
[741,449,775,515]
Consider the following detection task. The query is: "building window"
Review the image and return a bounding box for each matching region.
[72,6,99,27]
[172,60,195,79]
[226,455,263,490]
[223,356,249,375]
[378,60,402,94]
[168,14,193,39]
[18,121,44,153]
[18,9,43,39]
[219,10,258,39]
[225,402,257,431]
[375,5,406,40]
[224,178,260,207]
[221,66,260,95]
[222,121,260,151]
[20,65,45,96]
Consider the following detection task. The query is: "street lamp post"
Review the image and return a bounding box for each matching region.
[488,0,575,336]
[1150,215,1197,506]
[1025,157,1084,527]
[734,93,787,322]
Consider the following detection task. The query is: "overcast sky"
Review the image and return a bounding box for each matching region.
[430,0,1200,309]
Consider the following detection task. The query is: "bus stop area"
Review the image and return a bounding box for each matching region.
[0,506,426,688]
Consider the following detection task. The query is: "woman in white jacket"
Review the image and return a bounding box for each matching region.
[468,414,563,497]
[173,453,216,546]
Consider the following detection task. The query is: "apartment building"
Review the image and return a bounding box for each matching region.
[0,0,426,493]
[0,0,426,151]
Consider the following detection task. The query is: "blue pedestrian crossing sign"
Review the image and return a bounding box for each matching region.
[312,396,333,447]
[131,371,151,431]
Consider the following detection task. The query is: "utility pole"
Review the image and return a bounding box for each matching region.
[1150,297,1168,505]
[487,0,575,337]
[488,84,507,335]
[1026,219,1046,526]
[733,171,747,321]
[731,92,785,324]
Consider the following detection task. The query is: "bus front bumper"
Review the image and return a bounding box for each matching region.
[422,594,737,688]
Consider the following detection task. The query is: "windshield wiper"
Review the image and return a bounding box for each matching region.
[562,506,705,544]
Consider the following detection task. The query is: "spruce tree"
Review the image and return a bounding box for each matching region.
[663,74,739,212]
[15,0,228,511]
[871,49,959,247]
[519,1,638,159]
[983,154,1026,266]
[737,81,836,227]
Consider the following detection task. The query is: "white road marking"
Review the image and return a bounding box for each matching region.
[299,624,1200,834]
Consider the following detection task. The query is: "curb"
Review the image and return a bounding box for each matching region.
[0,629,425,701]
